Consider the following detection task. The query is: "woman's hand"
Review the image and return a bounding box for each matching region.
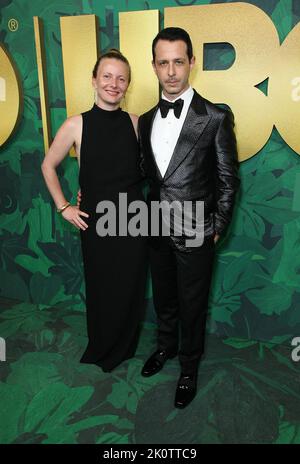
[214,234,220,243]
[61,205,89,230]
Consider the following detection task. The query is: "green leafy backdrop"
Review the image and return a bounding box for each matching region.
[1,0,300,344]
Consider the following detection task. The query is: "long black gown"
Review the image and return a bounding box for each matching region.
[79,104,148,372]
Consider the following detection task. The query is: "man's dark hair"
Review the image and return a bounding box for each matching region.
[152,27,194,62]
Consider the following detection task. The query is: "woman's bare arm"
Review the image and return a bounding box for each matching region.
[41,115,89,230]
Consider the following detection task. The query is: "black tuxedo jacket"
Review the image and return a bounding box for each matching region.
[138,90,240,250]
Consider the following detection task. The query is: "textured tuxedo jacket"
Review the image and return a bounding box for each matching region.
[138,90,240,251]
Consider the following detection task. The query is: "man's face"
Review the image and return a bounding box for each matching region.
[152,39,195,100]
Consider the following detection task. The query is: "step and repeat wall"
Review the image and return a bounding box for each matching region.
[1,0,300,343]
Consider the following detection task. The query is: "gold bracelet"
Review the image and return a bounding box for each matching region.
[57,202,70,213]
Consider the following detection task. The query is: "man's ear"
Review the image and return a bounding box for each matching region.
[152,60,157,75]
[190,56,196,70]
[190,56,195,71]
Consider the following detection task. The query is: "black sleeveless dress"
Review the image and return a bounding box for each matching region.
[79,104,148,372]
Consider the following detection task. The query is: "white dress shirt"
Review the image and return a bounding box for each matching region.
[151,86,194,177]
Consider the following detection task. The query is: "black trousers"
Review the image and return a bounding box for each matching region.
[149,235,215,375]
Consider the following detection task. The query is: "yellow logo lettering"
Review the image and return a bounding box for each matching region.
[0,44,22,147]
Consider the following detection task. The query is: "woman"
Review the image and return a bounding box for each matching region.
[41,50,148,372]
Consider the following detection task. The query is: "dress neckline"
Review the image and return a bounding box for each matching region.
[92,104,122,117]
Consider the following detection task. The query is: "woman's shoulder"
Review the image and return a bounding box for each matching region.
[63,114,82,130]
[67,114,82,124]
[57,115,82,140]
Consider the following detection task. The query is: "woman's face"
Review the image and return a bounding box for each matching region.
[93,58,130,109]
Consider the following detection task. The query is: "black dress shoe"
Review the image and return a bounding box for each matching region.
[141,350,175,377]
[174,373,197,409]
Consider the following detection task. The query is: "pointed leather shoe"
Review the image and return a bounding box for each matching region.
[174,373,197,409]
[141,350,175,377]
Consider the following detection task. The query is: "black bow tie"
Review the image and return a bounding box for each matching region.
[158,98,184,119]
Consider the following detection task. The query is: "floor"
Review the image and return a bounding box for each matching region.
[0,296,299,444]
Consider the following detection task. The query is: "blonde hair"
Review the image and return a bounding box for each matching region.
[92,49,131,83]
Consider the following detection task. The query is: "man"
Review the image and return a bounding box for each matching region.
[138,27,239,408]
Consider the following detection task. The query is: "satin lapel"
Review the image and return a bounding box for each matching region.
[163,96,211,181]
[142,106,163,181]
